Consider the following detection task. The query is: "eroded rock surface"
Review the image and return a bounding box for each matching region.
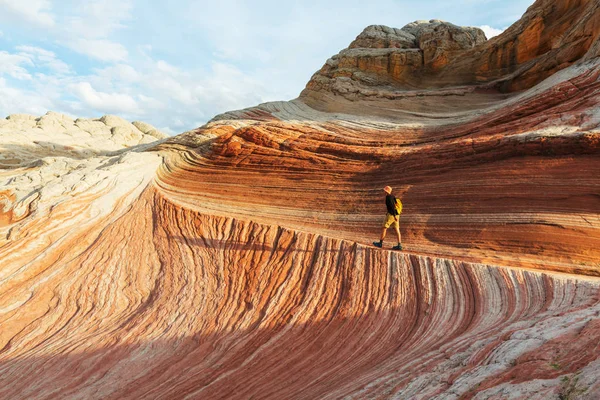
[303,0,600,100]
[0,111,167,170]
[0,0,599,398]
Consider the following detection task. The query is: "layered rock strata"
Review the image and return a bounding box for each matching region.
[182,59,600,277]
[0,112,166,238]
[1,0,600,398]
[1,192,599,398]
[303,0,600,101]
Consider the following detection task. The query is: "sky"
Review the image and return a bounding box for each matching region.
[0,0,533,135]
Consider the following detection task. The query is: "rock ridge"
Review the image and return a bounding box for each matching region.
[0,111,167,170]
[302,0,600,103]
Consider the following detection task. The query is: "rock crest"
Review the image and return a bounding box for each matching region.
[0,111,167,169]
[303,0,600,100]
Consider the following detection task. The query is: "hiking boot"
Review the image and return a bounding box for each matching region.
[372,241,383,248]
[392,244,403,251]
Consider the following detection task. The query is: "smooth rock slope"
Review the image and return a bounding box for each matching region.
[1,0,599,398]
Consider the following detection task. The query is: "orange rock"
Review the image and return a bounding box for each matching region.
[303,0,600,98]
[1,0,600,398]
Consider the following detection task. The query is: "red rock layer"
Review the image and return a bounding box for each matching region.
[469,0,600,91]
[302,0,600,101]
[159,62,600,276]
[1,0,599,398]
[0,187,598,399]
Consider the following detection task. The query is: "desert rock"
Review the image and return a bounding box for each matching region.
[0,112,167,170]
[0,0,599,398]
[303,0,600,99]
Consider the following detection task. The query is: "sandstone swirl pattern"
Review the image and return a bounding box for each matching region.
[1,0,600,399]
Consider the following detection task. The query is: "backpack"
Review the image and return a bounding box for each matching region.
[395,198,403,214]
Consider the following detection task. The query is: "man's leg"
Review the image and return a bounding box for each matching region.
[375,215,392,248]
[374,223,388,248]
[392,218,403,250]
[380,227,387,241]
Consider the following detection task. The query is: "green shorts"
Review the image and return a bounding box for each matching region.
[383,213,400,229]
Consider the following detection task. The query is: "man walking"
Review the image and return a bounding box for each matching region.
[373,186,402,250]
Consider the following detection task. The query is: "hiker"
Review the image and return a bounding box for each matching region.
[373,186,403,250]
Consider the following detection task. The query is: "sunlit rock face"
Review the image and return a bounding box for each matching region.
[0,112,166,232]
[303,0,600,99]
[1,0,600,398]
[306,20,486,94]
[0,112,167,170]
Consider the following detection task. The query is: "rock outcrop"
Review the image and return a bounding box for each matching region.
[303,0,600,100]
[0,0,599,398]
[308,21,486,94]
[0,111,167,169]
[0,112,166,231]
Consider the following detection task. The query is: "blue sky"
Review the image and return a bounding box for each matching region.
[0,0,532,134]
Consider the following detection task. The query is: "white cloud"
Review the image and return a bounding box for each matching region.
[67,0,133,38]
[0,77,54,116]
[16,45,71,75]
[0,45,243,131]
[137,94,163,110]
[156,60,182,75]
[69,82,139,114]
[0,1,132,63]
[16,45,53,57]
[56,0,133,62]
[0,51,33,80]
[93,64,140,84]
[479,25,507,39]
[0,0,55,28]
[139,59,271,120]
[67,39,129,62]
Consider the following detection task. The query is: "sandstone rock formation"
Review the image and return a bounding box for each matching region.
[1,0,599,398]
[0,112,166,233]
[303,0,600,100]
[0,111,167,169]
[308,20,486,95]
